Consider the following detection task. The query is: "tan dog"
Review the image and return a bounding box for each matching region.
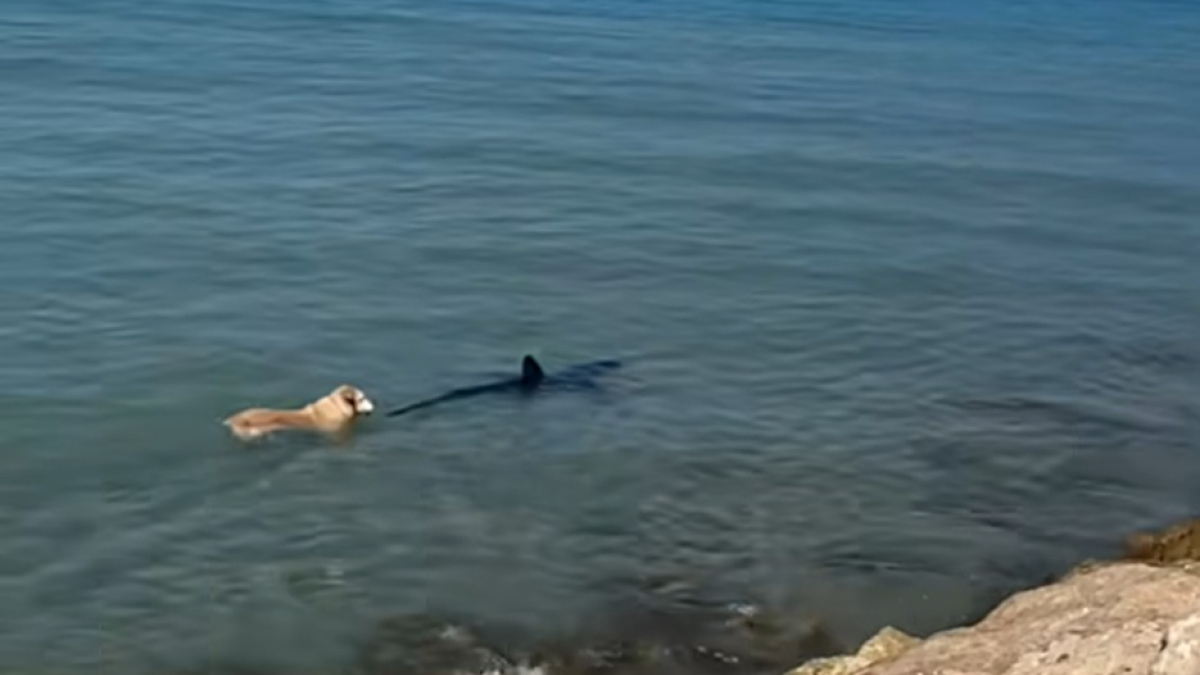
[223,385,374,440]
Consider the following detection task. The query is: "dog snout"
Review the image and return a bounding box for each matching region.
[356,396,375,414]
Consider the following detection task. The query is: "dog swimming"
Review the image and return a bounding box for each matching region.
[224,384,375,440]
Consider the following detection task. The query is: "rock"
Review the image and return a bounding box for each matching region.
[529,602,842,675]
[848,562,1200,675]
[1154,613,1200,675]
[786,627,919,675]
[1122,518,1200,564]
[356,614,517,675]
[527,581,842,675]
[786,657,862,675]
[854,627,921,663]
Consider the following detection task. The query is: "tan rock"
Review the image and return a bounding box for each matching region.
[787,626,919,675]
[786,656,862,675]
[856,626,921,662]
[853,562,1200,675]
[1154,613,1200,675]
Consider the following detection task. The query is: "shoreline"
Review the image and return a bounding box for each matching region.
[787,518,1200,675]
[5,522,1196,674]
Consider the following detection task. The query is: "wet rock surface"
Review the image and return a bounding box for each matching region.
[169,518,1200,675]
[1121,517,1200,565]
[523,598,842,675]
[355,613,521,675]
[786,627,919,675]
[352,578,842,675]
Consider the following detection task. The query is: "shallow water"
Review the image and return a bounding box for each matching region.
[1,0,1198,671]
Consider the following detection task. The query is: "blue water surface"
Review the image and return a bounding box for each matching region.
[1,0,1198,671]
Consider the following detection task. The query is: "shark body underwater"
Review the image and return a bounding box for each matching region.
[385,355,623,418]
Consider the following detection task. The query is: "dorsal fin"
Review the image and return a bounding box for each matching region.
[521,355,545,385]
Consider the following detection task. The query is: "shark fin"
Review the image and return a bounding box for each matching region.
[521,355,545,385]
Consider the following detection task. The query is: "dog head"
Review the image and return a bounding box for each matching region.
[309,385,374,425]
[333,384,374,416]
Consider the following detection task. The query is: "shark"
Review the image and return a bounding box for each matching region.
[385,355,622,418]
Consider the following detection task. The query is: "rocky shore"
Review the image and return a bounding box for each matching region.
[787,518,1200,675]
[160,518,1200,675]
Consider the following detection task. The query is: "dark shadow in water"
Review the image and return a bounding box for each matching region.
[160,664,302,675]
[154,570,1046,675]
[947,394,1174,435]
[354,576,843,675]
[355,613,523,675]
[385,355,623,418]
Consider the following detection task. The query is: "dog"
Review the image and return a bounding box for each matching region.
[223,384,374,440]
